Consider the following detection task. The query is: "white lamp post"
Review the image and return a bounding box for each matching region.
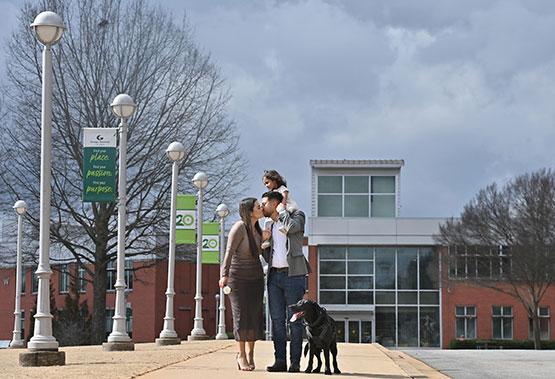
[215,203,229,340]
[156,142,185,346]
[21,11,66,367]
[10,201,27,349]
[188,171,209,340]
[103,94,136,351]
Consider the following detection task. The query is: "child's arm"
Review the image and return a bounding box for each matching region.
[281,189,289,205]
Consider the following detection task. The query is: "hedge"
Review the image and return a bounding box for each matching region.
[449,339,555,349]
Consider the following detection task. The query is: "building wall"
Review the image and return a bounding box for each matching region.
[0,260,231,344]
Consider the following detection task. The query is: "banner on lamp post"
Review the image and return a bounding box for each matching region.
[175,194,196,244]
[82,128,117,202]
[202,222,220,264]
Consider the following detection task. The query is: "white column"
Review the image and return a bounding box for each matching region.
[159,160,179,340]
[215,216,227,339]
[191,187,206,336]
[107,117,132,344]
[28,45,58,351]
[10,214,25,348]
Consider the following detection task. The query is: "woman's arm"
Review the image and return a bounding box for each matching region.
[220,221,244,279]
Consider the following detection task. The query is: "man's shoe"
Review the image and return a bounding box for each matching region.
[267,362,287,372]
[288,363,300,373]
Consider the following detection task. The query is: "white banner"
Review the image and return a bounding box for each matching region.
[83,128,117,148]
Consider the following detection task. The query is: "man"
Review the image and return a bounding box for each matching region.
[261,191,311,373]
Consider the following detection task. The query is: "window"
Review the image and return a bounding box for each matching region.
[319,246,373,305]
[106,259,133,291]
[492,306,513,339]
[78,266,87,293]
[105,307,133,339]
[105,309,115,338]
[529,307,550,341]
[126,304,133,338]
[449,246,511,280]
[455,306,476,339]
[20,311,25,341]
[21,268,26,294]
[59,264,69,293]
[317,175,396,218]
[32,271,39,293]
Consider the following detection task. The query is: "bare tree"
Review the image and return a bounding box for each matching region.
[0,0,247,344]
[437,169,555,349]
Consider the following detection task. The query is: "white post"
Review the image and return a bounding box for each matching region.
[156,160,180,345]
[105,116,133,350]
[190,187,207,338]
[10,213,25,348]
[28,45,58,352]
[264,265,272,340]
[215,215,227,339]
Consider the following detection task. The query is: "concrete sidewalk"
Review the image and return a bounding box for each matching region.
[0,340,448,379]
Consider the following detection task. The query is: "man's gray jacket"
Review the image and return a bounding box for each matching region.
[262,209,311,276]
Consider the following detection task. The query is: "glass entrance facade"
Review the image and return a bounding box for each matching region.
[318,246,440,347]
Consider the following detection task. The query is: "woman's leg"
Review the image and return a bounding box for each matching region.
[247,341,255,368]
[237,341,252,370]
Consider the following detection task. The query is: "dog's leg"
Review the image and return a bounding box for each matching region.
[305,344,315,373]
[313,349,322,373]
[331,341,341,374]
[323,347,332,375]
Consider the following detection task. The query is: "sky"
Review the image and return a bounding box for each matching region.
[2,0,555,218]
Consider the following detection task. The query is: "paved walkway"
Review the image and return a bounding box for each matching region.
[0,340,447,379]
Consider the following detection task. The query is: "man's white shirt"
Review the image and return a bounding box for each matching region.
[271,219,288,268]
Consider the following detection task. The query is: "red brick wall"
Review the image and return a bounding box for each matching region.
[307,245,318,301]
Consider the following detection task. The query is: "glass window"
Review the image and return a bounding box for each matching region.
[320,291,345,304]
[348,291,373,304]
[318,176,342,193]
[371,176,395,193]
[398,307,418,347]
[529,307,550,341]
[492,306,513,339]
[105,309,115,337]
[32,271,39,293]
[420,307,440,347]
[345,176,369,193]
[320,261,346,275]
[318,195,342,217]
[375,291,395,304]
[59,264,69,293]
[361,321,372,343]
[456,306,476,339]
[320,276,345,289]
[347,277,373,290]
[376,307,396,347]
[398,291,417,304]
[348,247,373,260]
[106,260,116,291]
[420,292,439,305]
[125,260,133,290]
[419,248,439,289]
[375,248,395,289]
[371,195,395,217]
[397,248,417,289]
[20,310,25,341]
[21,268,26,294]
[344,195,369,217]
[79,266,86,292]
[126,304,133,337]
[320,246,347,260]
[348,261,373,275]
[348,320,360,343]
[335,321,345,342]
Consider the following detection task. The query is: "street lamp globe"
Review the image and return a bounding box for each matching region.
[111,94,136,119]
[13,200,27,216]
[216,203,229,219]
[30,11,65,46]
[192,172,208,189]
[165,142,186,162]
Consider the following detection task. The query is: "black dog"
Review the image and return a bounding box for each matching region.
[289,299,341,375]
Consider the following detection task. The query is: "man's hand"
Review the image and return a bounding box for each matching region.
[262,230,271,241]
[219,276,228,288]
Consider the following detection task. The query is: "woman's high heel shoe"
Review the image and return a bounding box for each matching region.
[236,353,253,371]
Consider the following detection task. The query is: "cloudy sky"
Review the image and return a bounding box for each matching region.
[2,0,555,218]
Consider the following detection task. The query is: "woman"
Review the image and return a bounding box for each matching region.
[219,197,266,371]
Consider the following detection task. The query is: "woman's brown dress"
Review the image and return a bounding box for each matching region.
[221,221,264,341]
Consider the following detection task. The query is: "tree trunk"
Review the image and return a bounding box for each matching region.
[91,250,108,345]
[532,312,542,350]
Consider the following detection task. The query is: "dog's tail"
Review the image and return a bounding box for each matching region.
[303,342,309,357]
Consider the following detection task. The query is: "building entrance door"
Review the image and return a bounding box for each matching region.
[334,319,374,343]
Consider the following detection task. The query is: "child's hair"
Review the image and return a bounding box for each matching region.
[263,169,287,188]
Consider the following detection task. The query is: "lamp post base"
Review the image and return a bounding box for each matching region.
[9,340,25,349]
[155,337,181,346]
[187,334,211,341]
[19,350,65,366]
[215,333,228,340]
[102,341,135,351]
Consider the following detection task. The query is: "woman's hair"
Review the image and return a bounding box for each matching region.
[263,169,287,188]
[239,197,262,257]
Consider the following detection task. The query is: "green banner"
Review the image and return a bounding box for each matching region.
[175,194,196,244]
[202,222,220,264]
[82,128,117,202]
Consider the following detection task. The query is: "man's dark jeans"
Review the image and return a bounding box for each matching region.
[268,270,306,366]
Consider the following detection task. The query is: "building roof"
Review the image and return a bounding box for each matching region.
[310,159,405,169]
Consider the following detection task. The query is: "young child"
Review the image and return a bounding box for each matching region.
[261,170,298,249]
